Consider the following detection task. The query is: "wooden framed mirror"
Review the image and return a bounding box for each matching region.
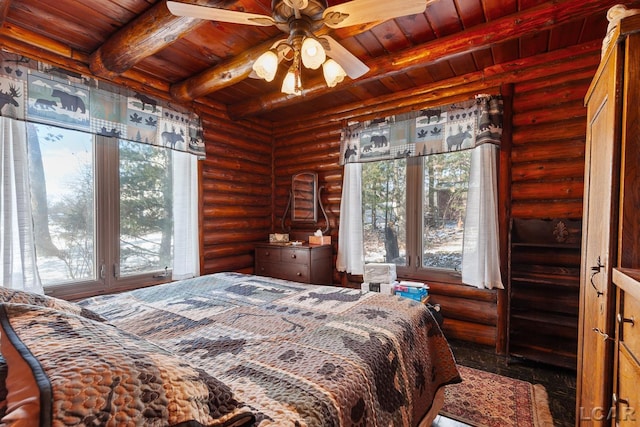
[282,171,329,233]
[291,172,317,222]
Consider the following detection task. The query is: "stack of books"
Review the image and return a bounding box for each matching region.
[394,281,429,303]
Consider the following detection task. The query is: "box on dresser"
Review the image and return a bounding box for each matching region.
[308,235,331,245]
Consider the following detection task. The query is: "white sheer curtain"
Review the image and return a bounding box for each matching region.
[0,117,43,293]
[337,162,364,275]
[462,144,503,289]
[171,150,200,280]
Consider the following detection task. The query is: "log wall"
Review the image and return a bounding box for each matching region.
[195,104,273,276]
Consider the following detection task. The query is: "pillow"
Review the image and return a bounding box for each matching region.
[0,303,255,427]
[0,287,106,322]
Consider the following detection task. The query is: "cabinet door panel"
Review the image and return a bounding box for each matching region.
[578,43,621,426]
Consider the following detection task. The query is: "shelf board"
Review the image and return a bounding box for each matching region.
[511,276,579,288]
[511,242,580,249]
[510,311,578,329]
[508,344,576,370]
[613,268,640,301]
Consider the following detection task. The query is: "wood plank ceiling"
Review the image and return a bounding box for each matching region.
[0,0,635,122]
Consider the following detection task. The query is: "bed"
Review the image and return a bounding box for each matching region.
[0,272,461,426]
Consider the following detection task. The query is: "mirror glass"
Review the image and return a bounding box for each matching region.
[291,172,317,222]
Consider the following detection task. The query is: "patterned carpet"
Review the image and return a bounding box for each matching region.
[440,365,555,427]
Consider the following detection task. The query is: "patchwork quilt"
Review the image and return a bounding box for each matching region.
[77,272,461,426]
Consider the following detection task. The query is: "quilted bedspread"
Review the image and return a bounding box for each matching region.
[79,272,461,426]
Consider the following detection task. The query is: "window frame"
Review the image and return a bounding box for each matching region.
[396,156,465,285]
[39,133,173,301]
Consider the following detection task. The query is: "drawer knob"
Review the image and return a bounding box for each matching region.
[291,254,297,259]
[617,313,635,326]
[265,251,270,256]
[296,272,302,276]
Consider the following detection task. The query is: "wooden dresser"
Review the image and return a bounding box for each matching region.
[254,243,332,285]
[577,14,640,426]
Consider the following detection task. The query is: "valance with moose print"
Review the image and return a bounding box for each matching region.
[339,95,503,165]
[0,53,205,157]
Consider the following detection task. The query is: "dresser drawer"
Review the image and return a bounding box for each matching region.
[620,294,640,359]
[255,261,274,277]
[274,263,310,282]
[280,247,310,264]
[256,247,281,262]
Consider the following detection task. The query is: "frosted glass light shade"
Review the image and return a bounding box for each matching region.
[253,50,279,82]
[281,69,301,95]
[301,37,326,70]
[322,59,347,87]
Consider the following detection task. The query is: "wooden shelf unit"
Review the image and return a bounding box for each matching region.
[508,218,581,369]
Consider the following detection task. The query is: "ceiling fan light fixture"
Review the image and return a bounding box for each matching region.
[281,53,302,96]
[281,69,302,95]
[253,50,279,82]
[301,37,326,70]
[322,59,346,87]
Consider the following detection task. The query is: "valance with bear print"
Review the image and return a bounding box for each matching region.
[339,95,503,165]
[0,53,205,157]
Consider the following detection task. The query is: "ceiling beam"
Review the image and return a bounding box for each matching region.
[226,0,616,119]
[89,1,239,78]
[0,0,12,26]
[170,37,279,102]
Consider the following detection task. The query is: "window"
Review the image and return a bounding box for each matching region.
[27,123,180,298]
[362,150,471,279]
[362,159,407,266]
[118,139,173,276]
[421,150,471,270]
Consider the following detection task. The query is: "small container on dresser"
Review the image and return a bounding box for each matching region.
[255,242,332,285]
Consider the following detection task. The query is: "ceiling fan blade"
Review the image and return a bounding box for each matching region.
[167,1,276,27]
[319,36,369,79]
[323,0,426,28]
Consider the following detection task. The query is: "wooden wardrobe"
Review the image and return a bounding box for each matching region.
[577,14,640,427]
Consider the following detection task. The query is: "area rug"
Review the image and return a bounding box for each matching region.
[440,365,554,427]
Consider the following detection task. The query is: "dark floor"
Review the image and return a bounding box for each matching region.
[442,339,576,427]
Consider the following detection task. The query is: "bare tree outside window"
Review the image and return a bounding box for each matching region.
[362,159,406,265]
[27,124,95,284]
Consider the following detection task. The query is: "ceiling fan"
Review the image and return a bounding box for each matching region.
[167,0,427,95]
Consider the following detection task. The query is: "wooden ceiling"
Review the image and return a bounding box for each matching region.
[0,0,635,122]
